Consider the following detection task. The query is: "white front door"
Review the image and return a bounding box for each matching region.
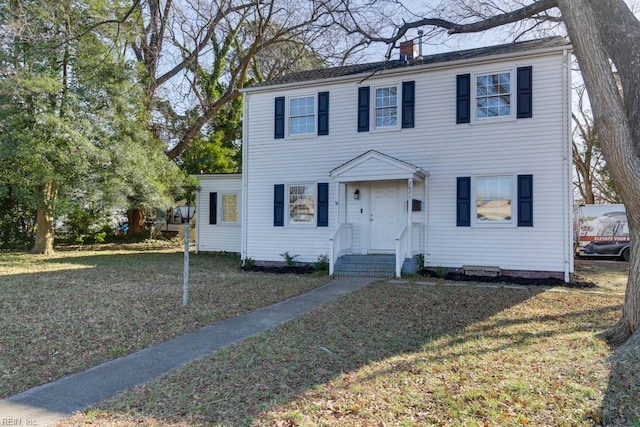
[369,181,404,252]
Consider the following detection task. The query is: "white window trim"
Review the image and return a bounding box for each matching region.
[372,84,400,131]
[472,68,516,123]
[287,183,316,226]
[220,193,239,224]
[287,94,317,137]
[472,173,517,227]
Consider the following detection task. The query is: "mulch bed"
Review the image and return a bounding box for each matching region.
[242,264,597,288]
[242,265,317,274]
[419,269,597,288]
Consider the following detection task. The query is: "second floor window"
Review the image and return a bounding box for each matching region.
[289,96,315,135]
[375,86,398,128]
[476,72,511,119]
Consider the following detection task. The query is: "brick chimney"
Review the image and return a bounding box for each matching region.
[399,40,418,61]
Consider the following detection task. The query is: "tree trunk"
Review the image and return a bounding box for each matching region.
[126,206,147,236]
[30,183,57,255]
[558,0,640,345]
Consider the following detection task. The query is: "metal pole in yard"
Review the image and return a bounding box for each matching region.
[183,217,190,306]
[179,203,195,306]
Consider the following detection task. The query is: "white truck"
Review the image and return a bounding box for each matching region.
[577,204,630,261]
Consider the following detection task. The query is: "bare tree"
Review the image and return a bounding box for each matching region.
[342,0,640,345]
[101,0,370,232]
[117,0,368,160]
[572,85,620,204]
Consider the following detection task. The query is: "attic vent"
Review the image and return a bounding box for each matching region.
[400,40,418,61]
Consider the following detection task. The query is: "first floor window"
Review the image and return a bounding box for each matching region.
[476,72,511,119]
[289,96,315,135]
[375,86,398,127]
[221,194,238,223]
[289,184,315,223]
[476,176,512,222]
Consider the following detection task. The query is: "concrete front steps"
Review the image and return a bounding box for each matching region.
[333,254,419,277]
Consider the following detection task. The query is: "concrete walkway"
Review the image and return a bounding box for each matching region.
[0,276,376,426]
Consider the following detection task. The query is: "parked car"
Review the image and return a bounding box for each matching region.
[577,205,630,261]
[581,240,630,261]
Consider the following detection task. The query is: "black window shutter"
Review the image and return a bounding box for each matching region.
[517,175,533,226]
[209,192,217,225]
[456,177,471,226]
[274,184,285,226]
[357,86,370,132]
[456,74,471,124]
[401,81,415,128]
[317,183,329,227]
[517,66,533,118]
[274,96,285,139]
[318,92,329,136]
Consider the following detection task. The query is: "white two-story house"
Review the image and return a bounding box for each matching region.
[196,37,574,281]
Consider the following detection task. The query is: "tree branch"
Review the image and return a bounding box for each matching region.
[53,0,142,48]
[363,0,559,45]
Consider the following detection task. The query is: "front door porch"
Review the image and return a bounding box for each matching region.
[328,150,429,277]
[369,181,405,252]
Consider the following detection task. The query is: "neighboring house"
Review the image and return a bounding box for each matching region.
[195,174,242,253]
[198,37,574,281]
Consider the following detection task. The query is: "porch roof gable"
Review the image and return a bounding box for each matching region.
[329,150,428,183]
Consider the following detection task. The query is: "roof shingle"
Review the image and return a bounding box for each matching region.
[248,37,569,90]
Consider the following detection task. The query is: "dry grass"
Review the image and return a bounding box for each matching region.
[0,244,330,398]
[573,258,629,293]
[61,263,629,426]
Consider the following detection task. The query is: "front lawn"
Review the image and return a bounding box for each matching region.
[63,265,629,426]
[0,244,330,398]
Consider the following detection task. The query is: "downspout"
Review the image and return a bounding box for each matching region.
[423,176,428,267]
[562,48,572,282]
[407,178,413,259]
[241,94,249,262]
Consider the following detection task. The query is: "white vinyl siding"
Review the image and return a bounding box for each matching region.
[242,48,571,274]
[195,174,242,253]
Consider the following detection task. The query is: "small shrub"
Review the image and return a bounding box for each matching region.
[435,266,449,278]
[416,253,425,269]
[314,254,330,273]
[280,252,299,267]
[243,257,255,268]
[93,231,107,244]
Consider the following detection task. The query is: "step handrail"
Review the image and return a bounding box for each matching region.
[394,223,409,278]
[329,223,353,275]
